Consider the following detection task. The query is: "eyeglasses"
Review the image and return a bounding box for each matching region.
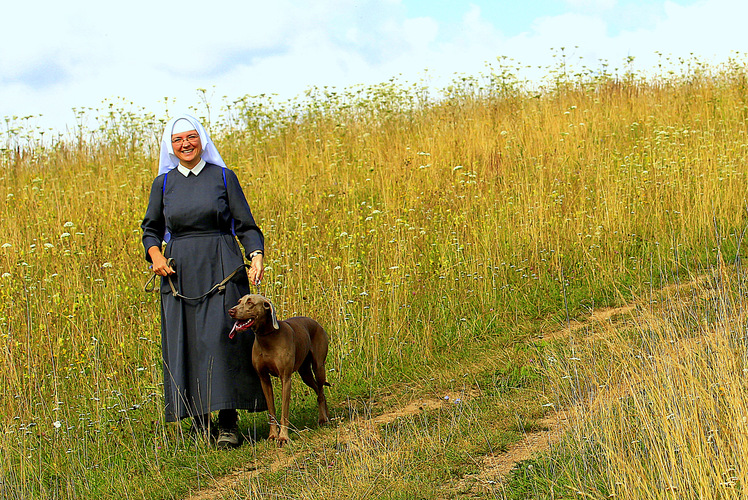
[171,134,200,145]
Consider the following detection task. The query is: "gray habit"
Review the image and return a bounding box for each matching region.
[142,163,267,421]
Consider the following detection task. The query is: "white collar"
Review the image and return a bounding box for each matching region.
[176,159,206,177]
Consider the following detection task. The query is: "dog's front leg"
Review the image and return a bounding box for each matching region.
[278,374,293,446]
[259,374,280,441]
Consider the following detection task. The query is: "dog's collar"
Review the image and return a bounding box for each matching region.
[254,328,279,337]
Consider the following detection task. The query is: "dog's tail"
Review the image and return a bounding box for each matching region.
[323,381,332,387]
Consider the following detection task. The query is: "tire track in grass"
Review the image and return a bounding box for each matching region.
[456,412,567,495]
[453,303,635,495]
[184,300,642,500]
[458,273,714,493]
[188,275,713,499]
[186,393,468,500]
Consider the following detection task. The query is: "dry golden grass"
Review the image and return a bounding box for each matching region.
[1,58,748,497]
[537,262,748,498]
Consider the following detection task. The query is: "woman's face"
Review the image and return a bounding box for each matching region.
[171,130,203,168]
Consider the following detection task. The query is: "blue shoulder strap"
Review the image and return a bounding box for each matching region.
[162,172,171,243]
[223,168,236,235]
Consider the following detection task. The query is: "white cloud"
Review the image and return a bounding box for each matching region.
[2,0,747,134]
[402,17,440,53]
[493,0,748,81]
[528,13,610,50]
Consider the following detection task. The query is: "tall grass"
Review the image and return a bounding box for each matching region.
[527,258,748,499]
[1,56,748,497]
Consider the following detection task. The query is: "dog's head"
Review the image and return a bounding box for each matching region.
[228,294,279,338]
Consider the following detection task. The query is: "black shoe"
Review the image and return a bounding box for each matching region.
[216,426,240,449]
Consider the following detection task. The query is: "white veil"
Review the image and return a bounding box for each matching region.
[157,114,227,175]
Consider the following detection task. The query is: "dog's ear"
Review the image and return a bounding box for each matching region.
[263,300,280,330]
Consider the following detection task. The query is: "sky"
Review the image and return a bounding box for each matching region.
[1,0,746,135]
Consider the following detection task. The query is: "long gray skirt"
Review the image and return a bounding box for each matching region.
[160,232,267,421]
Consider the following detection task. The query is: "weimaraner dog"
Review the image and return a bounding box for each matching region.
[228,294,330,445]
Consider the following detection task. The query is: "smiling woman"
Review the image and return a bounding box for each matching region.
[142,113,267,449]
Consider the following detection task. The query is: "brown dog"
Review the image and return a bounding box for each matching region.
[228,294,330,445]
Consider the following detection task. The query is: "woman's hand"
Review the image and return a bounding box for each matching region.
[248,253,264,286]
[148,246,175,277]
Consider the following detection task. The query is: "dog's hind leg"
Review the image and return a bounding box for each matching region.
[298,357,319,391]
[299,357,330,425]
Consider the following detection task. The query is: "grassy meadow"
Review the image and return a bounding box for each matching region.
[2,57,748,498]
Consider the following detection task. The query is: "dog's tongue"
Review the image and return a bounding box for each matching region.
[229,322,240,339]
[228,319,253,339]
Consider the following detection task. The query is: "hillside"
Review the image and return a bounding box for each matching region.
[1,60,748,498]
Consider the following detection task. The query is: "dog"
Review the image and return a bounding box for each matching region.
[228,294,330,445]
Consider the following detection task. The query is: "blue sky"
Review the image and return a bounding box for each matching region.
[0,0,743,135]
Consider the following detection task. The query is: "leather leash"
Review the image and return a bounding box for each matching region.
[144,258,252,301]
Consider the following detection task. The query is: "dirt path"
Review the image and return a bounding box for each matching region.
[456,411,567,495]
[543,305,636,342]
[186,308,627,500]
[186,392,469,500]
[457,274,712,493]
[187,275,712,499]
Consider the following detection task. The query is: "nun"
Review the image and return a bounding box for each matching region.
[142,114,267,448]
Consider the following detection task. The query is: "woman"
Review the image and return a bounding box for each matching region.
[142,114,266,448]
